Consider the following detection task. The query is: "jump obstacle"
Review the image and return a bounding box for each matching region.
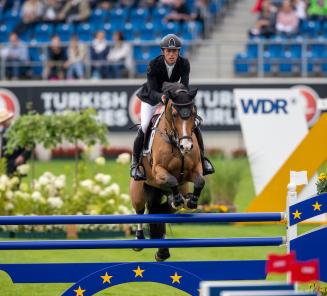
[0,182,326,295]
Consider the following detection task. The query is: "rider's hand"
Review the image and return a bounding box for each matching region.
[161,95,166,104]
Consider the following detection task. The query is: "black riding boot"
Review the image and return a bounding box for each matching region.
[130,128,146,181]
[194,127,215,176]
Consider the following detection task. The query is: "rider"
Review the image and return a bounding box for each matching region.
[130,34,215,180]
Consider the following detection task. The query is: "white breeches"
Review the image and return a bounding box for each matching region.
[140,101,161,133]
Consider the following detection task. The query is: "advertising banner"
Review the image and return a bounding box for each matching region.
[234,88,308,195]
[0,81,324,132]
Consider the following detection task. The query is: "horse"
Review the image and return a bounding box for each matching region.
[129,82,206,261]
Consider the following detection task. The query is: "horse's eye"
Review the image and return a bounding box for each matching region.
[172,111,178,117]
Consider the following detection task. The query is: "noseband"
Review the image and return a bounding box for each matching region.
[163,97,197,151]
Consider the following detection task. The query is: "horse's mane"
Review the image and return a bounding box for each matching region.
[162,82,190,105]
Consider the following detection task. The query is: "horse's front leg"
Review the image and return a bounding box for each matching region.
[186,165,205,209]
[154,165,184,209]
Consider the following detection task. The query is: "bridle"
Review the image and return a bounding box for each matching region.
[163,94,201,152]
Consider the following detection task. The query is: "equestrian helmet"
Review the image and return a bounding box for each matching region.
[160,34,182,49]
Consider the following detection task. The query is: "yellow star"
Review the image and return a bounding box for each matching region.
[292,210,302,219]
[101,272,113,284]
[74,286,86,296]
[133,266,145,278]
[170,272,182,284]
[312,201,322,211]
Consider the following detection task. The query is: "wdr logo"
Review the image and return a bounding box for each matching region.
[240,99,288,114]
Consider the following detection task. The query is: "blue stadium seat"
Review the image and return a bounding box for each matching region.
[246,43,258,58]
[300,20,321,37]
[265,44,283,58]
[123,23,134,41]
[103,23,113,40]
[4,9,20,27]
[287,43,302,58]
[182,21,202,39]
[152,6,169,20]
[0,24,11,43]
[110,8,128,24]
[234,53,252,74]
[140,22,155,41]
[130,8,149,27]
[56,23,74,42]
[310,42,326,58]
[29,45,43,76]
[76,23,95,42]
[34,23,54,43]
[161,22,179,36]
[89,8,107,24]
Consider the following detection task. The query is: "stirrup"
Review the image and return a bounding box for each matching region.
[202,157,215,176]
[131,163,146,181]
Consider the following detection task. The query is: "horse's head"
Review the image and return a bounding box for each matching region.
[163,82,198,155]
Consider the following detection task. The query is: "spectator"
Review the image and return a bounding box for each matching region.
[276,0,299,35]
[191,0,211,36]
[90,31,110,79]
[0,32,29,80]
[292,0,306,20]
[307,0,326,20]
[43,0,63,22]
[252,0,277,13]
[45,35,66,80]
[0,0,20,14]
[0,109,31,177]
[64,36,87,79]
[58,0,90,23]
[107,31,134,78]
[165,0,191,23]
[249,0,277,38]
[14,0,44,35]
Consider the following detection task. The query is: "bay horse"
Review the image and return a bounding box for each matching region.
[129,82,205,261]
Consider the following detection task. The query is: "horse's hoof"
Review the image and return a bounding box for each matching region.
[187,198,198,209]
[133,230,145,252]
[155,248,170,262]
[185,193,198,210]
[171,193,184,210]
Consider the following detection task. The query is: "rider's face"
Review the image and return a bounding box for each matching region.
[163,48,179,65]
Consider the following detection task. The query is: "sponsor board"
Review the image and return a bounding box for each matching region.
[0,82,323,131]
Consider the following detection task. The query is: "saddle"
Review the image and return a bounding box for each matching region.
[143,113,162,156]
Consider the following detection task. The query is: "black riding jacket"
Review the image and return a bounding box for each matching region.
[137,55,190,106]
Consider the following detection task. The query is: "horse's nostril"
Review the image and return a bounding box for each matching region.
[180,144,184,150]
[191,144,193,149]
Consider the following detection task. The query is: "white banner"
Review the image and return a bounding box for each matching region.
[234,89,308,195]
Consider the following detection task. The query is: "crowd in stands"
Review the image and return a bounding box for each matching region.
[234,0,327,76]
[249,0,327,39]
[0,0,221,80]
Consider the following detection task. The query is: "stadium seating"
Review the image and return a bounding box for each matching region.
[0,0,227,78]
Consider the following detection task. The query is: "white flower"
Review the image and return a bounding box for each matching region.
[99,190,108,197]
[95,157,106,166]
[107,199,115,205]
[33,181,41,191]
[5,191,14,200]
[80,179,94,190]
[43,172,54,179]
[105,183,120,196]
[9,176,20,188]
[31,191,42,202]
[17,164,30,175]
[4,202,14,211]
[118,205,130,214]
[47,197,63,209]
[19,182,29,192]
[95,173,111,185]
[54,178,65,189]
[0,175,9,187]
[0,183,6,192]
[120,193,130,202]
[116,153,131,165]
[38,176,49,186]
[93,185,101,194]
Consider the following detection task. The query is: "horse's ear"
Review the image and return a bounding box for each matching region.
[189,88,198,98]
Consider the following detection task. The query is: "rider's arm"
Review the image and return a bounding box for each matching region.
[180,59,190,89]
[147,63,163,103]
